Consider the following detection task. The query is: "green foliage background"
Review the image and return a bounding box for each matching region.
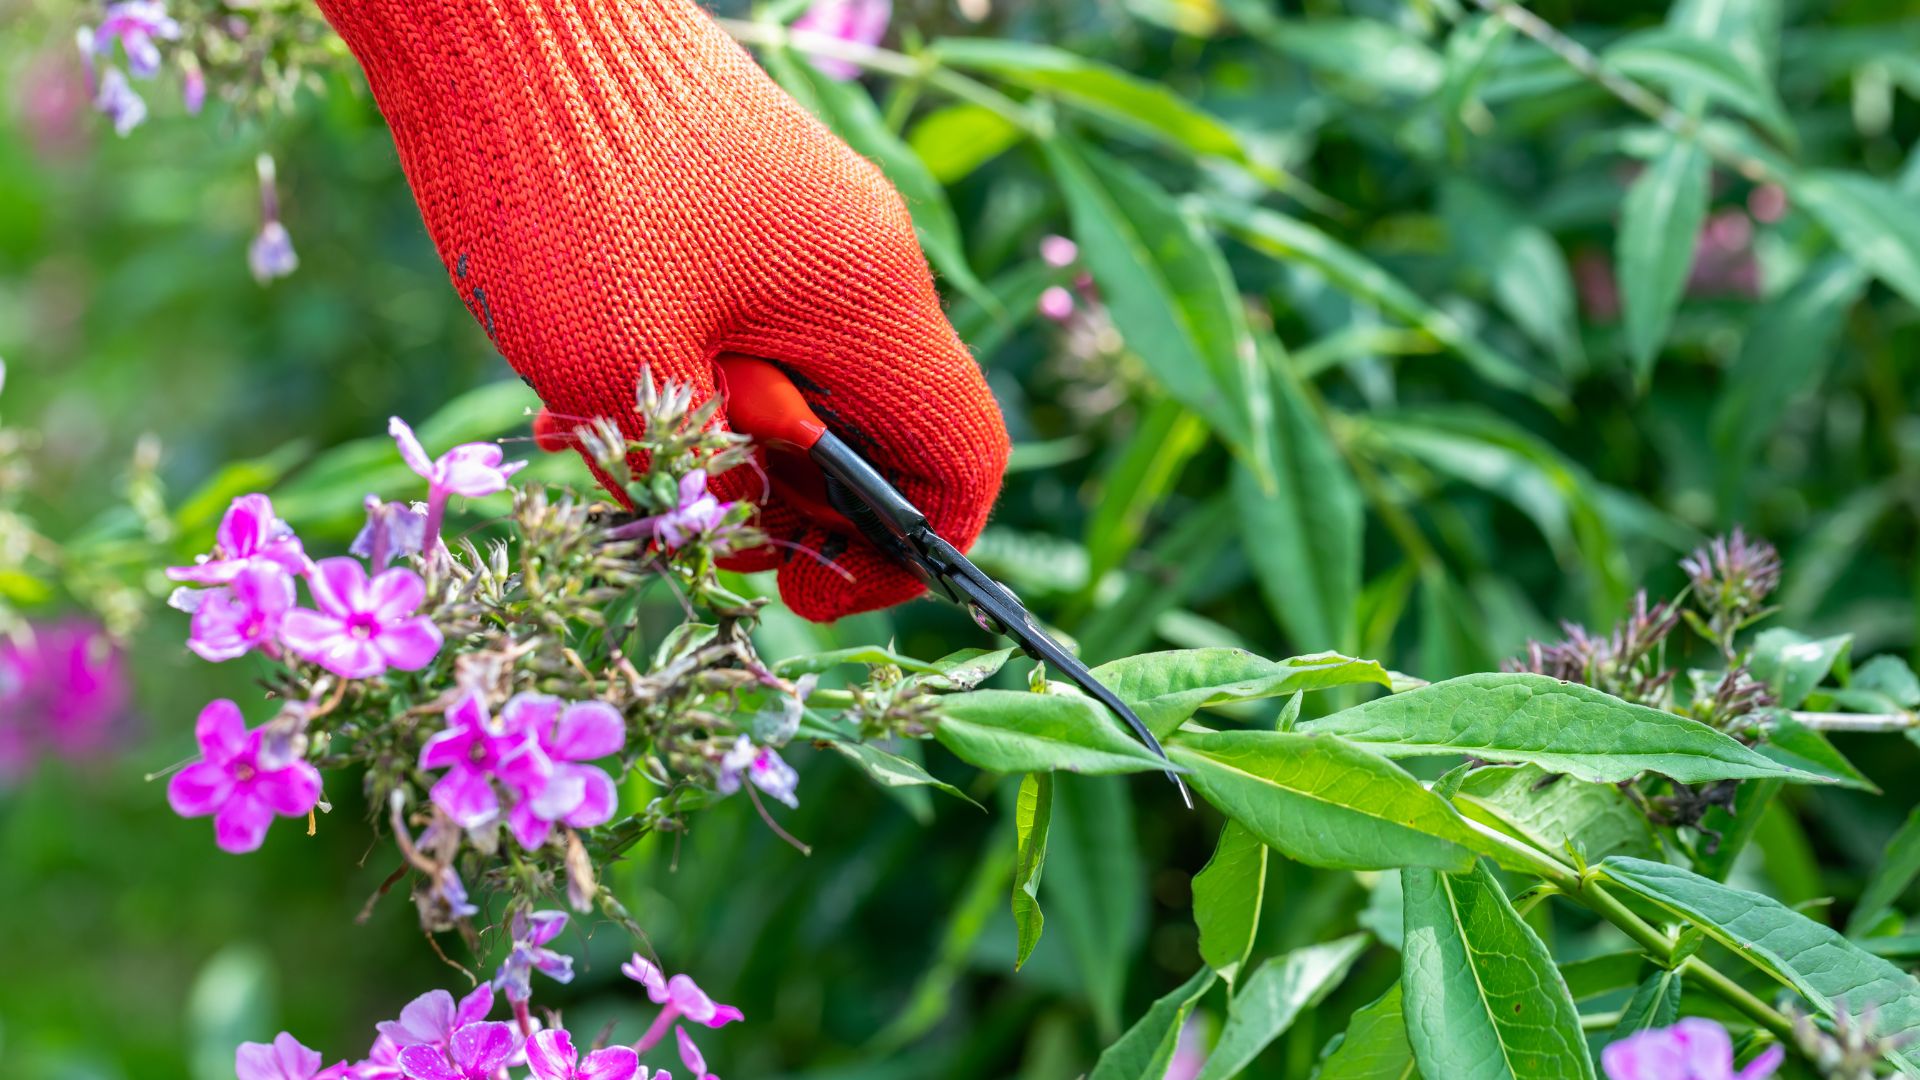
[3,0,1920,1076]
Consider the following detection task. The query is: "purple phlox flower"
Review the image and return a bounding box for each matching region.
[250,220,299,284]
[1163,1012,1208,1080]
[389,415,526,549]
[167,699,322,853]
[93,1,181,78]
[494,909,574,1004]
[1603,1019,1784,1080]
[434,864,480,921]
[281,557,443,680]
[625,954,741,1071]
[94,65,146,136]
[376,985,494,1054]
[0,619,130,779]
[1037,285,1076,323]
[716,736,799,808]
[168,493,309,586]
[502,694,626,850]
[187,561,294,663]
[349,1035,403,1080]
[419,693,548,831]
[352,495,429,570]
[610,471,735,551]
[235,1033,352,1080]
[526,1029,641,1080]
[1040,235,1078,268]
[396,1021,520,1080]
[181,58,205,114]
[791,0,891,80]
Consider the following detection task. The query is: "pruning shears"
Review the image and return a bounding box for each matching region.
[717,355,1191,807]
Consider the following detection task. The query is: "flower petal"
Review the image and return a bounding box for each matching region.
[621,954,669,1004]
[449,1020,518,1072]
[213,792,274,853]
[665,975,718,1024]
[436,443,517,498]
[551,701,625,762]
[310,636,388,681]
[701,1004,745,1030]
[502,692,563,739]
[524,1028,576,1080]
[1736,1044,1785,1080]
[305,557,368,619]
[453,984,494,1027]
[508,799,554,851]
[195,699,249,763]
[217,494,274,559]
[253,760,322,817]
[431,767,500,830]
[390,417,434,480]
[419,725,475,772]
[528,766,587,822]
[579,1046,641,1080]
[525,910,569,947]
[674,1027,707,1078]
[279,609,345,656]
[365,566,426,622]
[167,761,234,818]
[377,989,456,1048]
[561,766,617,829]
[396,1044,465,1080]
[376,617,444,672]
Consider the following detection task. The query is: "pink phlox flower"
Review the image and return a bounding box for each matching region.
[281,557,443,680]
[525,1029,641,1080]
[621,956,744,1031]
[0,618,130,779]
[716,736,799,808]
[92,0,181,77]
[1040,235,1078,268]
[1037,286,1076,323]
[419,693,549,831]
[234,1032,352,1080]
[674,1028,716,1080]
[614,471,736,551]
[791,0,891,80]
[181,59,204,114]
[396,1021,520,1080]
[166,699,321,854]
[168,493,310,586]
[349,1035,403,1080]
[388,416,525,549]
[376,985,494,1053]
[352,495,429,570]
[1163,1012,1208,1080]
[188,562,294,663]
[1602,1019,1784,1080]
[494,909,574,1004]
[502,694,626,850]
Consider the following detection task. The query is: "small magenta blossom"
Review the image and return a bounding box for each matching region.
[503,695,625,850]
[281,557,443,680]
[792,0,891,80]
[420,694,548,831]
[352,495,429,570]
[376,986,494,1055]
[716,736,799,808]
[0,618,130,781]
[235,1033,351,1080]
[1603,1019,1784,1080]
[396,1021,520,1080]
[612,471,736,551]
[1040,235,1078,268]
[389,416,526,548]
[625,954,740,1073]
[525,1030,641,1080]
[674,1028,713,1080]
[188,562,294,662]
[167,700,322,853]
[494,910,574,1004]
[1037,285,1076,323]
[93,1,182,78]
[168,493,310,586]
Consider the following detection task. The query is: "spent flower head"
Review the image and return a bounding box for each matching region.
[1683,527,1783,654]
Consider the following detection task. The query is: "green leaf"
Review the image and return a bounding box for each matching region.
[1694,779,1782,883]
[1606,31,1796,147]
[1560,951,1650,1002]
[934,690,1178,776]
[1236,347,1364,652]
[1608,970,1683,1043]
[1797,170,1920,309]
[918,647,1017,692]
[172,440,310,545]
[1084,400,1209,593]
[935,38,1256,168]
[1210,200,1551,400]
[1617,134,1711,382]
[1759,713,1876,792]
[1401,862,1595,1080]
[1088,967,1217,1080]
[1455,765,1662,863]
[188,945,277,1080]
[1167,730,1480,872]
[1848,804,1920,936]
[1439,179,1583,374]
[1194,934,1370,1080]
[1091,648,1390,740]
[1300,673,1818,784]
[1043,139,1272,486]
[1317,982,1421,1080]
[1854,654,1920,708]
[1193,820,1266,985]
[826,739,981,814]
[1049,776,1146,1037]
[1012,773,1053,970]
[1749,629,1852,709]
[1226,4,1444,96]
[907,102,1024,185]
[1601,856,1920,1068]
[776,646,941,676]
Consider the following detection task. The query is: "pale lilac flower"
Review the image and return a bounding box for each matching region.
[674,1028,713,1080]
[1037,286,1076,323]
[94,66,146,136]
[281,557,443,680]
[625,954,742,1070]
[167,493,309,585]
[1603,1019,1784,1080]
[433,865,480,922]
[187,562,294,662]
[0,619,130,780]
[525,1030,640,1080]
[716,736,799,808]
[502,695,626,850]
[181,59,205,114]
[792,0,891,80]
[94,1,182,78]
[397,1021,519,1080]
[251,154,298,285]
[494,910,574,1004]
[610,471,736,551]
[376,986,494,1053]
[235,1032,351,1080]
[419,694,548,831]
[352,495,429,570]
[167,699,322,853]
[389,416,526,547]
[1040,235,1078,268]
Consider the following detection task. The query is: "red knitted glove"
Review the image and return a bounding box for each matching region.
[314,0,1009,622]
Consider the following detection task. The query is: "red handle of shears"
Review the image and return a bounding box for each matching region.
[715,355,829,453]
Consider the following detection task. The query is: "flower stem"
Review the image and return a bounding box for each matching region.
[1789,710,1918,733]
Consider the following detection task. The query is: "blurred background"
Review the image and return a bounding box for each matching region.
[3,0,1919,1076]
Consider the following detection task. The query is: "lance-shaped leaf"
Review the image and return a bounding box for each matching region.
[1195,934,1370,1080]
[1091,648,1390,739]
[1168,730,1479,872]
[1012,773,1053,970]
[1605,31,1796,147]
[1088,967,1217,1080]
[1049,776,1145,1037]
[1848,804,1920,936]
[1300,673,1819,784]
[1601,856,1920,1068]
[1749,629,1852,710]
[1454,764,1661,863]
[1193,820,1266,985]
[1317,981,1421,1079]
[826,740,981,817]
[776,646,940,676]
[1401,862,1595,1079]
[1617,134,1710,382]
[1797,170,1920,309]
[934,690,1176,776]
[1607,969,1682,1043]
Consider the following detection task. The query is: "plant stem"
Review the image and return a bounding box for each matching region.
[1789,710,1919,733]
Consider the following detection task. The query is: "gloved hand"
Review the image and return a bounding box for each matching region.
[313,0,1009,621]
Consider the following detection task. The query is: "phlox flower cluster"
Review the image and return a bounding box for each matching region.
[0,618,131,783]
